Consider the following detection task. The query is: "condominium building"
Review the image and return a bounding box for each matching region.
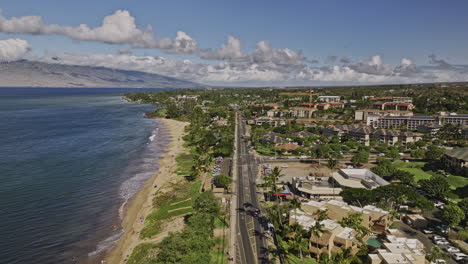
[392,97,413,103]
[378,116,436,130]
[322,124,366,139]
[355,109,413,121]
[440,114,468,126]
[348,126,373,146]
[372,102,414,111]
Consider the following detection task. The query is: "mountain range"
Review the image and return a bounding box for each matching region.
[0,60,200,88]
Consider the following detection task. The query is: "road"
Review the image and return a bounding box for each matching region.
[235,112,269,264]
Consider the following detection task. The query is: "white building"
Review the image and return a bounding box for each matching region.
[318,96,341,103]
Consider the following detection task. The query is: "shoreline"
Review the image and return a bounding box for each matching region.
[104,118,188,264]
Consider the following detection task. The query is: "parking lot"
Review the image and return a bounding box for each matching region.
[260,161,332,183]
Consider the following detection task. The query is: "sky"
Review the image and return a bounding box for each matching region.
[0,0,467,86]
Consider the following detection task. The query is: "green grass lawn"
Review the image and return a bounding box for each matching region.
[446,175,468,189]
[392,161,426,168]
[210,237,228,264]
[287,254,317,264]
[397,167,432,182]
[140,181,202,238]
[175,152,195,175]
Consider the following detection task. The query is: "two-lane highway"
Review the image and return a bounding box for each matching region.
[235,112,268,264]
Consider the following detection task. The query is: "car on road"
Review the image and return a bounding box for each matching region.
[445,246,460,253]
[299,155,308,159]
[433,235,445,240]
[287,156,296,159]
[268,157,276,160]
[281,164,289,168]
[453,253,468,261]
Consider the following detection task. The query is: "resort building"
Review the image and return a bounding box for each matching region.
[291,107,314,118]
[289,211,363,256]
[348,126,373,146]
[442,147,468,176]
[417,122,442,135]
[322,124,366,139]
[392,97,413,103]
[318,96,341,103]
[299,199,392,232]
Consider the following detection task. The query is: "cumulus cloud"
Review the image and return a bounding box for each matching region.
[199,35,247,61]
[0,10,197,54]
[0,38,31,61]
[327,55,338,63]
[428,54,451,68]
[117,48,132,55]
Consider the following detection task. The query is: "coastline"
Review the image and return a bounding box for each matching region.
[104,118,188,264]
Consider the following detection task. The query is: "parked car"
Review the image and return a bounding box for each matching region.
[423,228,434,234]
[445,246,460,253]
[453,253,468,261]
[434,239,449,245]
[281,164,289,168]
[430,259,446,264]
[434,201,445,209]
[433,235,445,240]
[299,155,308,159]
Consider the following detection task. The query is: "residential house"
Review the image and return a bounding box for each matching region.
[275,143,302,153]
[290,131,313,138]
[259,132,287,144]
[322,124,366,139]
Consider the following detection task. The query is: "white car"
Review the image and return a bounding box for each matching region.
[281,164,289,168]
[423,229,434,234]
[430,259,446,264]
[434,239,449,245]
[434,201,445,208]
[433,235,445,240]
[453,253,468,261]
[299,155,308,159]
[445,246,460,253]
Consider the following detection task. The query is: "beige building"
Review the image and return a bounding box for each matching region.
[318,96,341,103]
[289,211,363,256]
[300,199,392,232]
[355,109,413,121]
[291,176,343,200]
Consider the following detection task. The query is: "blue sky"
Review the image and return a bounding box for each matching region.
[0,0,467,85]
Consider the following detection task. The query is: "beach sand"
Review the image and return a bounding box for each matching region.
[104,118,188,264]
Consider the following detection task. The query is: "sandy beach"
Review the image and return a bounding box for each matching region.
[104,118,188,264]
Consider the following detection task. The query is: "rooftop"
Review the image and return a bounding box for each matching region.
[444,147,468,161]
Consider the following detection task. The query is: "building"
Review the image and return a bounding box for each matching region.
[368,233,426,264]
[417,122,442,135]
[372,129,400,145]
[318,96,341,103]
[259,132,287,144]
[348,126,373,146]
[291,176,343,200]
[442,147,468,176]
[289,211,362,256]
[275,143,302,153]
[440,114,468,126]
[331,169,390,190]
[377,116,436,130]
[255,117,287,127]
[372,102,414,111]
[322,124,366,139]
[290,131,313,138]
[176,94,200,101]
[299,199,392,232]
[291,107,315,118]
[403,214,428,229]
[355,109,413,121]
[392,97,413,103]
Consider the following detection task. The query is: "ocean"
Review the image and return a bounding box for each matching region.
[0,88,168,264]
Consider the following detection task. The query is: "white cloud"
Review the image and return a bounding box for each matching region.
[0,38,31,61]
[0,10,197,54]
[200,35,247,61]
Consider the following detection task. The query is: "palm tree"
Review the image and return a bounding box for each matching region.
[288,223,309,260]
[310,220,326,262]
[290,197,302,216]
[426,246,450,262]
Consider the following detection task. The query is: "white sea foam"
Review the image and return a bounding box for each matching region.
[88,229,124,257]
